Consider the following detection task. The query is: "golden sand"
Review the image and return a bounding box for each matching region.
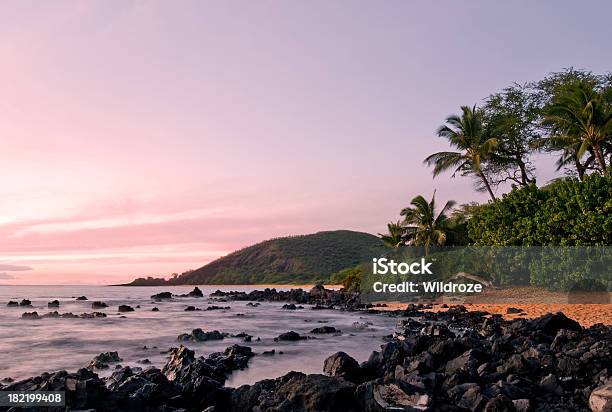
[376,286,612,327]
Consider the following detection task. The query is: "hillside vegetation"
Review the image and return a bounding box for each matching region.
[125,230,387,285]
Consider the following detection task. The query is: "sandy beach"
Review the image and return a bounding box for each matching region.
[377,285,612,327]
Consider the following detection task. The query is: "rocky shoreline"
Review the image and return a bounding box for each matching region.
[1,287,611,411]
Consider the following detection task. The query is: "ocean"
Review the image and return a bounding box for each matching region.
[0,285,397,386]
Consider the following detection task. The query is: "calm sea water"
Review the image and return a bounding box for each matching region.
[0,285,397,386]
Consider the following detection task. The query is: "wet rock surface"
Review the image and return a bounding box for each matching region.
[184,287,204,297]
[206,305,230,311]
[231,310,611,412]
[19,310,108,320]
[151,291,173,300]
[274,331,306,341]
[310,326,340,334]
[230,371,357,412]
[177,328,225,342]
[88,352,123,370]
[91,301,108,309]
[21,311,39,319]
[210,285,363,310]
[151,287,204,300]
[3,345,254,412]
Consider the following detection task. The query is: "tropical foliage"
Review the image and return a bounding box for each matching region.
[467,173,612,246]
[422,69,612,199]
[329,266,363,291]
[424,106,499,200]
[541,81,612,177]
[378,221,405,248]
[384,69,612,251]
[400,192,456,254]
[378,192,457,254]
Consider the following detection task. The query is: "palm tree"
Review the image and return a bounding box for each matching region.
[400,191,456,255]
[532,135,596,180]
[425,105,499,201]
[543,81,612,176]
[378,221,405,248]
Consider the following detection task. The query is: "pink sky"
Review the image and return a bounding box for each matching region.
[2,1,610,284]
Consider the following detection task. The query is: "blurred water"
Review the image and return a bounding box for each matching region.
[0,285,396,387]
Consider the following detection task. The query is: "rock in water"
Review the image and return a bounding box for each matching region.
[76,296,88,301]
[274,331,305,341]
[21,311,39,319]
[79,312,106,319]
[323,352,361,382]
[310,326,340,334]
[177,328,224,342]
[91,301,108,309]
[88,352,123,370]
[206,305,230,311]
[187,287,204,297]
[151,291,172,300]
[48,300,60,308]
[118,305,135,312]
[162,346,195,381]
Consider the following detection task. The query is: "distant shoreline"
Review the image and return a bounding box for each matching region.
[112,283,343,289]
[0,283,343,288]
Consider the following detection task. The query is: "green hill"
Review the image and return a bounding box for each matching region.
[126,230,387,285]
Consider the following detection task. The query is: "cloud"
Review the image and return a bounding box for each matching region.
[0,272,16,279]
[0,264,32,271]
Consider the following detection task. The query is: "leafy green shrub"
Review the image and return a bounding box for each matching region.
[468,173,612,246]
[329,267,363,291]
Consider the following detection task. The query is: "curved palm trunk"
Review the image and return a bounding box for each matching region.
[575,156,586,181]
[478,170,497,201]
[593,144,609,176]
[516,156,534,185]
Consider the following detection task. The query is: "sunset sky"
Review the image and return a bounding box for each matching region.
[2,1,612,284]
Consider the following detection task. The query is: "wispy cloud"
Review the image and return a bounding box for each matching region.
[0,272,17,279]
[13,207,229,236]
[0,264,32,271]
